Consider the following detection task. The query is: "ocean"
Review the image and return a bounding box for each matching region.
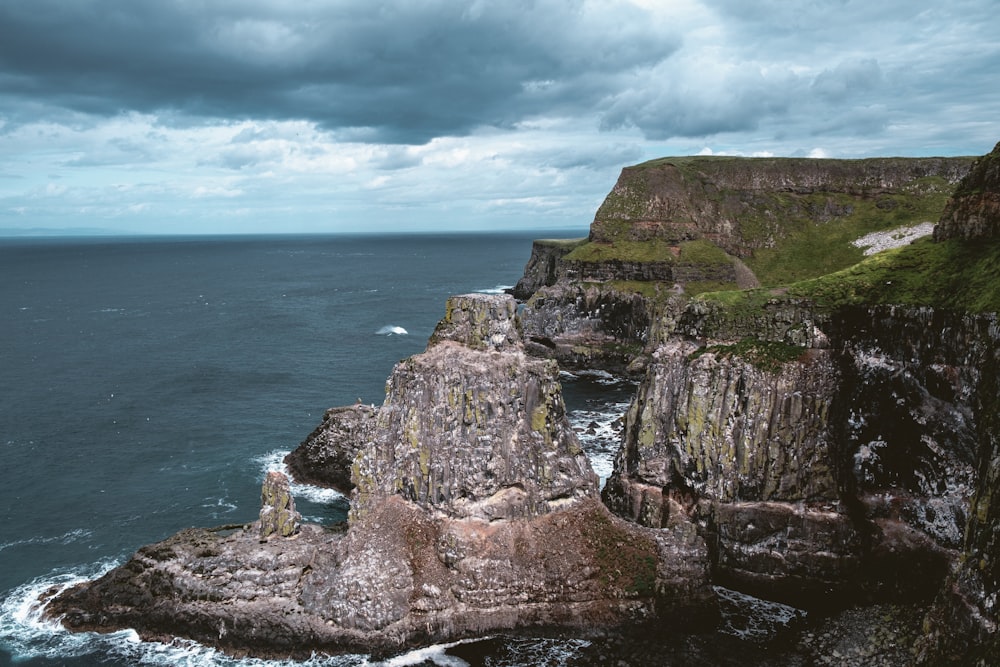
[0,233,801,666]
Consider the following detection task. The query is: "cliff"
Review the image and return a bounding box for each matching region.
[571,144,1000,662]
[46,294,716,658]
[515,155,974,373]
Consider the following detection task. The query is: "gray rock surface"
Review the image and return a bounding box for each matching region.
[258,471,301,539]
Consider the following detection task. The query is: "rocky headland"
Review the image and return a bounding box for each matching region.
[44,143,1000,664]
[46,293,714,658]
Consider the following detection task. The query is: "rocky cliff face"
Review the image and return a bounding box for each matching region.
[47,294,716,658]
[514,155,973,375]
[593,156,972,257]
[571,146,1000,662]
[604,302,990,608]
[933,141,1000,242]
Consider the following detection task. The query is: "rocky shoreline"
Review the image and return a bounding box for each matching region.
[42,146,1000,663]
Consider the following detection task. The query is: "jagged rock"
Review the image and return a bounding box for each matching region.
[259,471,301,539]
[520,282,659,373]
[933,140,1000,241]
[428,292,522,351]
[47,292,717,657]
[284,403,377,493]
[512,156,971,375]
[604,301,991,608]
[511,238,586,300]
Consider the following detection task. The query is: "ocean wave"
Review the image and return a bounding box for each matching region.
[559,368,630,386]
[0,560,369,666]
[362,639,475,667]
[474,285,513,295]
[0,528,93,554]
[375,325,408,336]
[256,450,347,506]
[567,401,630,483]
[714,585,806,642]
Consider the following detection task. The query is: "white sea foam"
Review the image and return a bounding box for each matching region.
[567,399,630,483]
[714,585,806,641]
[474,285,513,295]
[375,325,408,336]
[0,528,93,554]
[0,559,369,665]
[256,449,347,506]
[362,639,475,666]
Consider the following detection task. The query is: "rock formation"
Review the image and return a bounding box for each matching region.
[284,403,376,493]
[517,155,973,373]
[512,148,998,661]
[258,471,301,539]
[46,293,716,658]
[43,146,1000,663]
[933,141,1000,241]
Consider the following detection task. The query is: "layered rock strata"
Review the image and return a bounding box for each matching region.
[47,293,716,658]
[514,155,973,375]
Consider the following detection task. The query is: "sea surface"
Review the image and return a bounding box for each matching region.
[0,233,801,666]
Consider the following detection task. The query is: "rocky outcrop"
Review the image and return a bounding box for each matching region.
[284,404,376,493]
[512,156,973,375]
[521,282,664,374]
[604,301,989,608]
[47,293,717,658]
[511,238,586,300]
[259,471,301,539]
[933,141,1000,241]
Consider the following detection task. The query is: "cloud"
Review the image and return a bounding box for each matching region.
[0,0,997,235]
[0,0,681,144]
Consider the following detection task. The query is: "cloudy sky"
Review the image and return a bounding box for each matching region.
[1,0,997,235]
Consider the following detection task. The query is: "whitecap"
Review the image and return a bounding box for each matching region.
[474,285,513,295]
[713,585,806,641]
[255,450,347,506]
[567,400,631,483]
[363,639,476,667]
[0,528,93,554]
[375,325,408,336]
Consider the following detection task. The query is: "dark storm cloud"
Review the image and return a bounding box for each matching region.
[0,0,680,144]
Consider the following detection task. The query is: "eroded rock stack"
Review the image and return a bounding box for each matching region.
[47,293,717,658]
[258,471,301,539]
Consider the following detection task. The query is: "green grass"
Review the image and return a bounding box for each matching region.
[696,236,1000,316]
[746,188,954,286]
[533,237,588,249]
[788,236,1000,313]
[690,337,806,372]
[563,238,733,266]
[677,238,732,266]
[563,238,677,263]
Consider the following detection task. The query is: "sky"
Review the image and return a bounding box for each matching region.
[0,0,997,236]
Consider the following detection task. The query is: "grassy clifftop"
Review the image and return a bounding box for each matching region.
[698,143,1000,314]
[572,154,974,288]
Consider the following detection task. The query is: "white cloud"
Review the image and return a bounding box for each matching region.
[0,0,996,234]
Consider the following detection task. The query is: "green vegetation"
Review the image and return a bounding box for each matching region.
[563,238,733,266]
[587,508,658,596]
[677,238,731,266]
[788,237,1000,313]
[696,236,1000,315]
[564,238,676,263]
[690,337,805,372]
[533,237,588,250]
[746,186,955,286]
